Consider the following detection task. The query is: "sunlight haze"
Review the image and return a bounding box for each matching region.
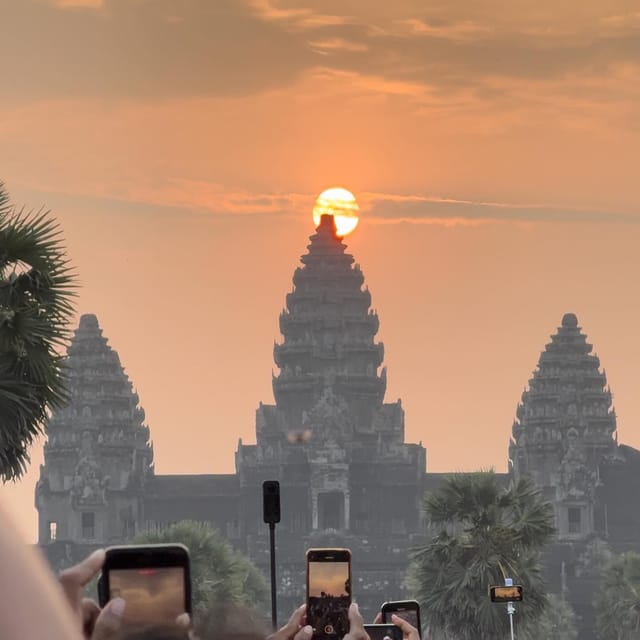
[1,0,639,541]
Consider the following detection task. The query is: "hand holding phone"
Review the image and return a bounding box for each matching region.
[380,601,421,639]
[97,544,191,626]
[306,548,352,640]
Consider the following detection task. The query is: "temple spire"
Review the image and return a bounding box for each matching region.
[272,214,386,434]
[35,314,152,552]
[509,313,617,539]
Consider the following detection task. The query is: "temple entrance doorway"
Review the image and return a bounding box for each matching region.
[318,491,345,530]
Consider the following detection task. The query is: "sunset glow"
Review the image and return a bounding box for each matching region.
[312,187,359,236]
[2,0,640,557]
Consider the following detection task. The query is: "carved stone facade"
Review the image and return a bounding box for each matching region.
[37,216,427,617]
[36,222,640,638]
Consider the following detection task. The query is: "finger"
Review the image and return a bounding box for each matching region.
[269,604,306,640]
[92,597,125,640]
[390,615,419,639]
[59,549,106,593]
[292,625,313,640]
[58,553,103,624]
[176,612,191,628]
[343,603,368,640]
[349,602,365,628]
[373,613,383,624]
[81,598,101,637]
[285,603,307,629]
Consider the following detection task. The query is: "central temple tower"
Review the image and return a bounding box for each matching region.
[236,214,426,613]
[273,213,389,435]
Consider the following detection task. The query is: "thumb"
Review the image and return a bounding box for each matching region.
[92,597,126,640]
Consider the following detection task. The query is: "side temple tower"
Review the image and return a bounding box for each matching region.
[509,313,617,540]
[508,313,640,637]
[35,314,153,568]
[508,312,618,538]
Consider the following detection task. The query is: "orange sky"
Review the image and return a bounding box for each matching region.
[1,0,639,541]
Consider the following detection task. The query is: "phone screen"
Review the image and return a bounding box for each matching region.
[108,567,186,625]
[307,552,351,640]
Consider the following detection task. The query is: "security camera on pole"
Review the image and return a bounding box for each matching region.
[263,480,281,630]
[489,578,523,640]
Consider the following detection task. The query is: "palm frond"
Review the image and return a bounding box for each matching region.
[0,182,78,482]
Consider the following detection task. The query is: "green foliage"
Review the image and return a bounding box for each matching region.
[595,551,640,639]
[0,182,77,481]
[407,471,555,640]
[534,596,578,640]
[133,521,269,614]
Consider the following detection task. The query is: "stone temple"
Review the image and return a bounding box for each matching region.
[36,215,640,637]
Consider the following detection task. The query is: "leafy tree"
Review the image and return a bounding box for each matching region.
[0,182,76,481]
[407,471,555,640]
[595,551,640,639]
[134,520,269,613]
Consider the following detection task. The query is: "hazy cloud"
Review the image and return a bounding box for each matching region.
[16,175,636,227]
[361,193,640,226]
[3,0,640,102]
[394,18,492,41]
[51,0,103,7]
[1,0,316,99]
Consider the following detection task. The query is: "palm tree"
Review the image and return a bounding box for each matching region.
[594,551,640,639]
[0,182,76,481]
[133,520,269,614]
[407,471,554,640]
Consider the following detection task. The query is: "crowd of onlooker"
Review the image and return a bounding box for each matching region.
[0,501,421,640]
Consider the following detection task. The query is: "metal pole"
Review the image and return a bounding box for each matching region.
[269,521,277,630]
[507,603,515,640]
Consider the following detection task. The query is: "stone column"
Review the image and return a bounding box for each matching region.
[311,491,318,530]
[344,491,350,530]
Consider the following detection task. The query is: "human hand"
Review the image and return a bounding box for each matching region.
[343,603,370,640]
[267,604,312,640]
[371,612,420,640]
[58,549,129,639]
[389,615,420,640]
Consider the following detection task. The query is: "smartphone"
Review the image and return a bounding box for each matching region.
[306,548,352,640]
[489,585,523,603]
[364,624,403,640]
[97,544,191,626]
[381,600,421,637]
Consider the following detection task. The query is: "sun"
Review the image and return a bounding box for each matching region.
[312,187,360,237]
